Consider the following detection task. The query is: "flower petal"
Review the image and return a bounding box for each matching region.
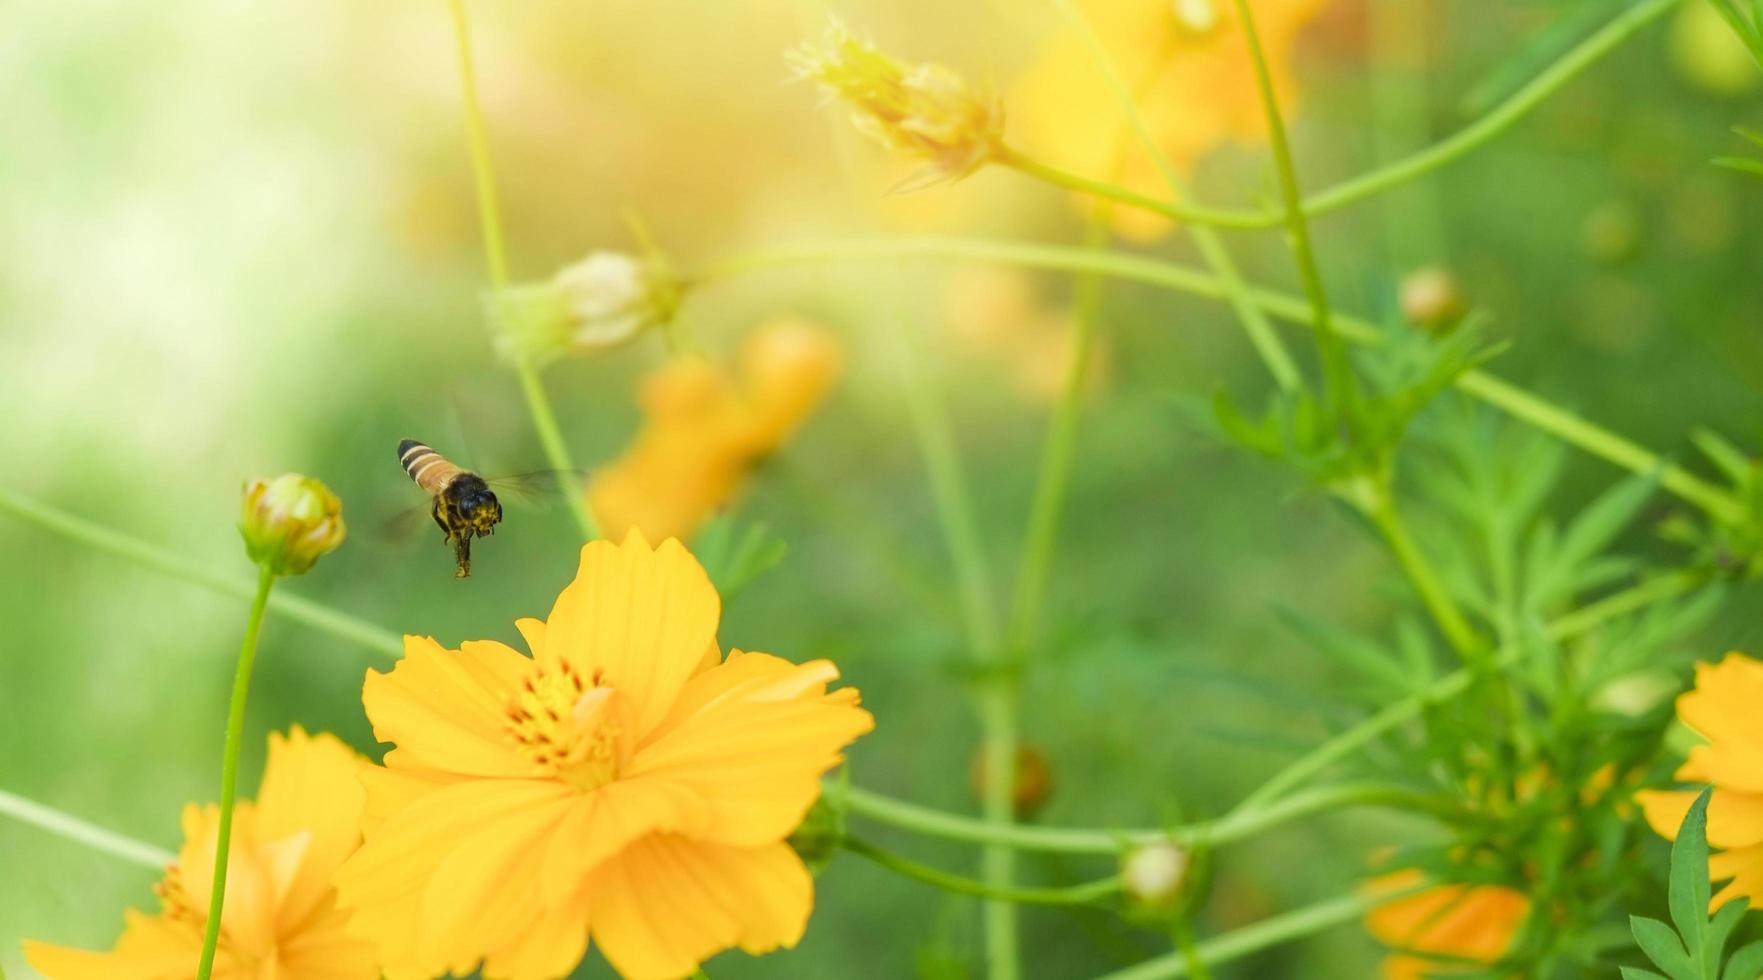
[278,901,380,978]
[541,533,721,738]
[253,726,369,936]
[1639,787,1763,850]
[1677,653,1763,792]
[626,652,874,846]
[538,780,708,904]
[362,636,533,778]
[335,777,574,978]
[481,897,592,980]
[590,836,812,980]
[418,788,580,975]
[24,909,204,980]
[1711,842,1763,908]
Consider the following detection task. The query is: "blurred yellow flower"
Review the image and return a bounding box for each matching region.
[24,727,376,980]
[791,19,1004,188]
[1011,0,1326,239]
[940,266,1109,401]
[333,531,874,980]
[1637,652,1763,909]
[588,318,842,542]
[1364,870,1529,980]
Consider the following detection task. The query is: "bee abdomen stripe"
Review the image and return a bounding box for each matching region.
[398,439,462,494]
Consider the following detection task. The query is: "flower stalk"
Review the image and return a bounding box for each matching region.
[196,565,275,980]
[446,0,600,543]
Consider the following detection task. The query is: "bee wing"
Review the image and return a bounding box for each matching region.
[485,470,589,511]
[373,499,438,548]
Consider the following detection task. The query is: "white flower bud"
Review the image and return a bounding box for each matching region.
[1122,840,1189,907]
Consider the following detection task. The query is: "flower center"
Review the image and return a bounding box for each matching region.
[504,661,631,792]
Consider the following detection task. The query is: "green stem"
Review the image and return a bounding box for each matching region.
[1232,0,1356,419]
[1043,0,1301,391]
[843,836,1121,906]
[446,0,599,542]
[995,146,1272,230]
[1455,372,1746,524]
[977,685,1021,980]
[0,488,402,659]
[1094,892,1389,980]
[1006,0,1675,235]
[1298,0,1678,221]
[0,788,174,869]
[842,781,1437,855]
[1007,223,1105,653]
[1171,919,1214,980]
[196,566,276,980]
[1362,490,1481,657]
[695,236,1745,523]
[1543,571,1703,641]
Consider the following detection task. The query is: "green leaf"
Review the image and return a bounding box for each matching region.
[1275,608,1411,695]
[1713,156,1763,179]
[1724,940,1763,980]
[694,517,789,605]
[1669,788,1716,963]
[1558,474,1657,574]
[1622,970,1671,980]
[1706,899,1749,966]
[1693,429,1756,488]
[1736,125,1763,151]
[1631,915,1695,979]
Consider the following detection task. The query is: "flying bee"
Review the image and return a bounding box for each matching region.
[396,439,509,579]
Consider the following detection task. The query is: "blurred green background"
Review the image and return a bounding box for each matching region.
[4,0,1763,976]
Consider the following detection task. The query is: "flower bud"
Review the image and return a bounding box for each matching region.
[1398,266,1466,333]
[488,250,677,364]
[969,744,1053,818]
[1170,0,1221,35]
[790,20,1004,187]
[239,474,346,576]
[1121,840,1189,908]
[787,792,847,875]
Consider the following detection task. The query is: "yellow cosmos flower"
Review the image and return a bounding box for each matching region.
[1637,652,1763,909]
[24,727,376,980]
[1011,0,1326,240]
[588,318,842,542]
[1364,870,1530,980]
[333,531,875,980]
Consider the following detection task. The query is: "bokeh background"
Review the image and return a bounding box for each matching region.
[5,0,1763,975]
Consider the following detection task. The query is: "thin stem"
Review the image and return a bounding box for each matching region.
[1005,0,1676,234]
[197,566,276,980]
[843,836,1121,906]
[1298,0,1678,221]
[842,781,1438,855]
[0,788,174,869]
[0,488,402,659]
[1094,892,1388,980]
[695,236,1746,523]
[977,686,1021,980]
[1232,0,1356,419]
[1362,490,1481,657]
[1044,0,1301,390]
[1171,919,1214,980]
[994,146,1273,230]
[1455,372,1746,524]
[446,0,599,542]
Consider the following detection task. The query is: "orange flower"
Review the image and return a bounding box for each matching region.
[333,531,874,980]
[588,318,841,542]
[24,728,377,980]
[1011,0,1326,240]
[1637,653,1763,909]
[1364,870,1530,980]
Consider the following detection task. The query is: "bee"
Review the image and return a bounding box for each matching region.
[397,439,505,578]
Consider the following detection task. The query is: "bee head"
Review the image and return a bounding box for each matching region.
[460,489,502,535]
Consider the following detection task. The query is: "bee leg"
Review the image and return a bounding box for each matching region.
[454,531,473,579]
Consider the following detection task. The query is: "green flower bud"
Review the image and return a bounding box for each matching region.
[488,251,679,365]
[239,474,346,575]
